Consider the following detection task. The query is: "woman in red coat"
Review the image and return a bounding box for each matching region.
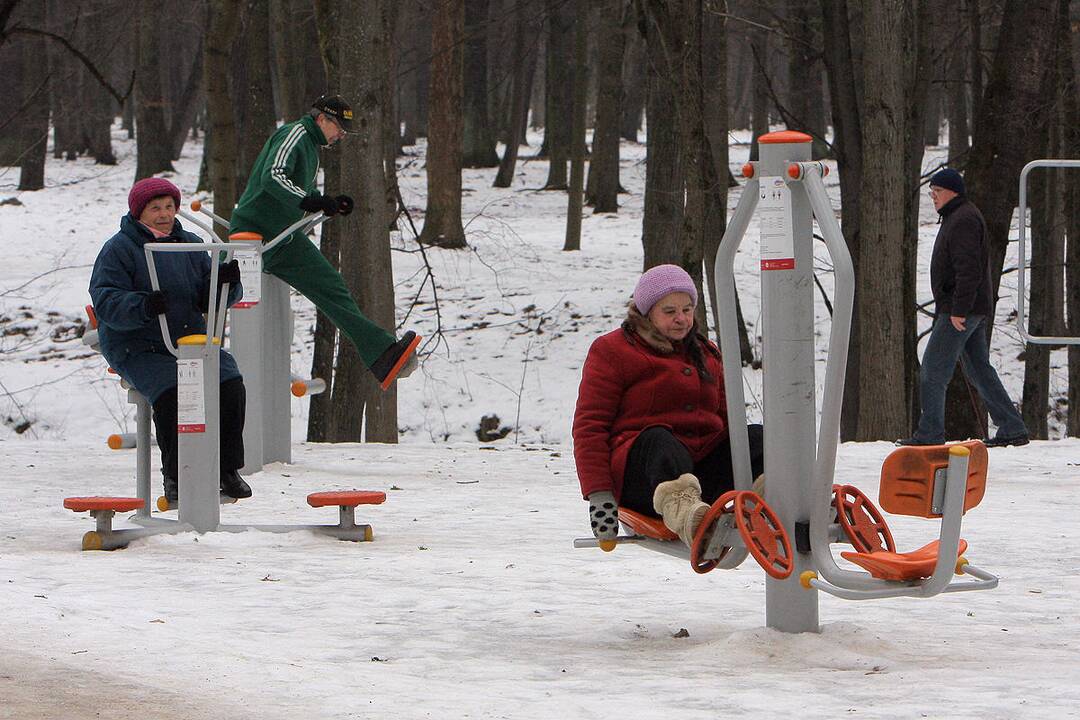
[573,264,763,547]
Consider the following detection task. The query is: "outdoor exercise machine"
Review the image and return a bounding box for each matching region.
[65,212,385,550]
[576,131,998,633]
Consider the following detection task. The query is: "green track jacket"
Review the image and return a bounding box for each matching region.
[229,114,327,241]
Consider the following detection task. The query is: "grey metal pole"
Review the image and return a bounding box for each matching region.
[261,275,293,465]
[134,390,152,518]
[176,336,221,532]
[757,132,819,633]
[228,236,265,475]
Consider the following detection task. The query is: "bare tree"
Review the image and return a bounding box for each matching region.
[462,0,499,167]
[855,0,908,440]
[203,0,242,218]
[563,0,587,251]
[134,1,175,179]
[235,0,276,191]
[493,0,538,188]
[16,0,47,190]
[586,0,626,213]
[419,0,467,247]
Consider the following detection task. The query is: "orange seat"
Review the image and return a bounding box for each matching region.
[617,507,677,541]
[879,440,987,518]
[841,539,968,581]
[307,490,386,508]
[64,496,144,513]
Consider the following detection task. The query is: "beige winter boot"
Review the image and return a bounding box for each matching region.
[653,473,710,547]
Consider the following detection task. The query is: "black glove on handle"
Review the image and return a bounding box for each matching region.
[216,259,241,285]
[145,290,168,317]
[299,194,340,216]
[335,194,354,216]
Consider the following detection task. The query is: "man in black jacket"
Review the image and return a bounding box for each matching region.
[899,168,1029,447]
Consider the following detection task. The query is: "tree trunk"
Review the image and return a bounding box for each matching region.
[16,0,48,190]
[785,0,826,148]
[492,0,534,188]
[327,0,400,443]
[419,0,467,247]
[462,0,500,167]
[639,2,682,269]
[542,0,573,188]
[1066,9,1080,437]
[563,0,588,251]
[134,3,175,179]
[204,0,242,219]
[271,0,326,122]
[945,0,1062,435]
[167,37,204,162]
[820,0,864,441]
[619,21,645,142]
[856,0,909,440]
[946,1,970,166]
[586,0,626,213]
[235,0,277,192]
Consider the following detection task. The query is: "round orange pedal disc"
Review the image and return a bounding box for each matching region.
[733,492,793,579]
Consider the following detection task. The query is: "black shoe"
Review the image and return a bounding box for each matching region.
[983,434,1030,448]
[163,476,178,504]
[220,470,252,499]
[895,437,942,446]
[370,331,421,390]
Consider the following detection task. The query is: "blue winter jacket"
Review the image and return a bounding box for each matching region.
[88,214,243,405]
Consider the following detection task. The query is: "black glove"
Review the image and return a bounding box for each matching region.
[334,194,354,216]
[216,259,241,285]
[299,194,340,216]
[145,290,168,316]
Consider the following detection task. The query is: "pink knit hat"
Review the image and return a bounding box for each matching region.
[128,177,181,219]
[633,264,698,314]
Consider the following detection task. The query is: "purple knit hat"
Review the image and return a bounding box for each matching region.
[128,177,181,219]
[633,264,698,314]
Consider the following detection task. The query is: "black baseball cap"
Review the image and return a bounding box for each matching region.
[312,95,354,131]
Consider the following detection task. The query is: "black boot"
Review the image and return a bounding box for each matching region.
[220,470,252,499]
[369,331,421,390]
[163,476,178,504]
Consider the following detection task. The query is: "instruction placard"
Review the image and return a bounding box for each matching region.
[176,358,206,433]
[758,176,795,270]
[233,247,262,308]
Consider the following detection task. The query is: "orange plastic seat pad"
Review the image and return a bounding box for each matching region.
[307,490,387,508]
[617,507,677,541]
[840,538,968,582]
[64,496,145,512]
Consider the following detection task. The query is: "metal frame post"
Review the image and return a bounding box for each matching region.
[227,236,266,474]
[756,133,819,633]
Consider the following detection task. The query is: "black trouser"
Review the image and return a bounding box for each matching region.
[151,377,246,481]
[619,425,765,516]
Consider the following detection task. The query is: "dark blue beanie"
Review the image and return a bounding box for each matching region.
[929,168,965,195]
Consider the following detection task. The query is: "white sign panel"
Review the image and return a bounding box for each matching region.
[233,247,262,308]
[177,358,206,433]
[758,176,795,271]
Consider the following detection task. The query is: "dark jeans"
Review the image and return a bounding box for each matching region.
[152,377,246,481]
[913,314,1027,443]
[619,425,765,517]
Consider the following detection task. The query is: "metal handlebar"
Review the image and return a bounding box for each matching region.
[261,212,330,254]
[1016,159,1080,345]
[144,242,237,357]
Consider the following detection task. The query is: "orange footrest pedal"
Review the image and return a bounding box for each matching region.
[841,538,968,582]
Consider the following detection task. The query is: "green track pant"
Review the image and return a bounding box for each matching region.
[263,232,394,368]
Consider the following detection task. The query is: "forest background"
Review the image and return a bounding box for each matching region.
[1,0,1078,445]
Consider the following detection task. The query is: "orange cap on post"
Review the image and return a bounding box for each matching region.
[190,200,202,212]
[741,163,755,179]
[787,164,802,180]
[758,130,813,144]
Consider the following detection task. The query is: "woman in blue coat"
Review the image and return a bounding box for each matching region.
[89,177,251,503]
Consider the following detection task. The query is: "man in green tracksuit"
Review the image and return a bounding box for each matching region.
[230,95,419,389]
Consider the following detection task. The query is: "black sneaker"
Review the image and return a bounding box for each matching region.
[163,476,178,504]
[370,331,421,390]
[895,437,942,446]
[220,470,252,499]
[983,434,1030,448]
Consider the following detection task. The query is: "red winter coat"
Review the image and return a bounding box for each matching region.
[572,326,729,500]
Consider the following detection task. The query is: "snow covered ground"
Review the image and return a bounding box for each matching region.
[1,127,1077,718]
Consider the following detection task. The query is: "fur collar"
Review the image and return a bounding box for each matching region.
[622,303,681,354]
